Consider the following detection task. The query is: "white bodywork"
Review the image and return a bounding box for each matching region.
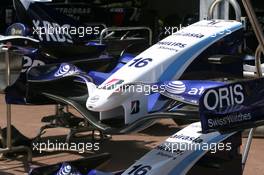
[86,20,242,124]
[0,35,39,43]
[121,122,235,175]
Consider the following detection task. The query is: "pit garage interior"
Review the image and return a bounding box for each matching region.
[0,0,264,175]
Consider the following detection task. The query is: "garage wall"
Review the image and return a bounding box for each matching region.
[146,0,263,19]
[146,0,199,18]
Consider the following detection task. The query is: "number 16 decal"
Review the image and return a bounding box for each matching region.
[129,57,153,68]
[128,164,152,175]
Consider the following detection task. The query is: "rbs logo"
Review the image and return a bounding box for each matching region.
[203,84,244,110]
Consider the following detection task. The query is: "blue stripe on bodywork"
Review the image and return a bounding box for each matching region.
[159,24,242,81]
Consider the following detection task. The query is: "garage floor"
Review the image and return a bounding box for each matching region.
[0,96,264,175]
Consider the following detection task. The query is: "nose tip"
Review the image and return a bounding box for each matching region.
[86,98,103,111]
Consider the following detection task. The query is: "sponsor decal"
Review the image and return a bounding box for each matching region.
[55,7,91,20]
[208,112,252,128]
[169,134,203,144]
[158,46,178,52]
[32,20,73,43]
[188,87,205,95]
[21,56,45,73]
[157,41,187,48]
[54,64,79,77]
[174,32,205,39]
[155,143,185,159]
[165,81,186,95]
[200,79,264,132]
[157,41,187,52]
[164,81,207,96]
[131,100,140,114]
[101,79,124,90]
[156,144,184,154]
[55,64,70,77]
[55,7,91,15]
[203,84,244,110]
